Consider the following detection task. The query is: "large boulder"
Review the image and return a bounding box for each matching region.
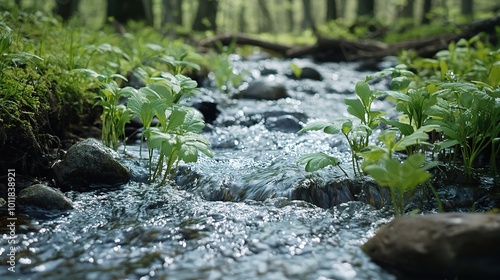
[18,184,73,210]
[53,138,131,191]
[362,213,500,279]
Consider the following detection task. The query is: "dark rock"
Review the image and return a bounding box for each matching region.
[259,67,278,76]
[363,213,500,279]
[238,79,289,100]
[53,138,131,191]
[287,66,323,81]
[264,115,303,133]
[192,101,220,124]
[18,183,73,210]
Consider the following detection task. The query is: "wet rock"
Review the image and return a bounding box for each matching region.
[192,100,220,124]
[363,213,500,279]
[238,79,289,100]
[287,66,323,81]
[264,115,303,133]
[53,138,131,191]
[18,184,73,210]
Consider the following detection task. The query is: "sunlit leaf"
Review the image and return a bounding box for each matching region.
[298,152,341,172]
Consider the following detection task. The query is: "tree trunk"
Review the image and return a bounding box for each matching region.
[301,0,315,29]
[192,0,218,32]
[54,0,80,21]
[238,4,247,33]
[326,0,338,21]
[257,0,274,33]
[421,0,432,24]
[162,0,183,27]
[357,0,375,17]
[461,0,474,20]
[106,0,153,26]
[340,0,347,18]
[287,0,295,32]
[175,0,183,25]
[400,0,414,18]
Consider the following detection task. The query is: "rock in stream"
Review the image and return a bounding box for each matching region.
[53,138,131,191]
[362,213,500,279]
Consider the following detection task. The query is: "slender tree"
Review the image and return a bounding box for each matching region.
[326,0,338,21]
[357,0,375,17]
[461,0,474,20]
[421,0,432,24]
[287,0,295,32]
[301,0,315,29]
[54,0,80,21]
[257,0,274,32]
[400,0,414,18]
[162,0,183,27]
[192,0,218,32]
[106,0,153,26]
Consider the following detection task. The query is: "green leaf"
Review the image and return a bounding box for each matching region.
[165,106,187,131]
[297,121,339,135]
[434,139,460,151]
[341,120,353,135]
[148,82,175,103]
[394,125,436,151]
[290,62,302,78]
[439,60,448,81]
[385,90,411,102]
[488,64,500,87]
[178,133,213,162]
[355,81,372,108]
[359,146,388,166]
[298,152,341,172]
[182,108,205,133]
[377,129,398,151]
[345,98,366,123]
[390,76,411,91]
[381,118,414,136]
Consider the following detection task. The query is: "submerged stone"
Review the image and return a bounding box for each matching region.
[286,66,323,81]
[362,213,500,279]
[264,115,303,133]
[238,79,289,100]
[18,183,73,210]
[53,138,130,191]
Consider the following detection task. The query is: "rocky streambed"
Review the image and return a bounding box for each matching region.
[1,56,499,279]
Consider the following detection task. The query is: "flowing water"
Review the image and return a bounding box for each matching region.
[1,57,403,279]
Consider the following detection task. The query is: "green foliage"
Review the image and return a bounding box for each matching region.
[427,83,500,177]
[360,127,438,216]
[290,62,303,79]
[362,153,438,216]
[298,81,386,176]
[126,74,213,184]
[207,40,247,93]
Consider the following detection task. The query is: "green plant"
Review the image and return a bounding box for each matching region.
[298,81,385,176]
[147,106,213,184]
[207,39,246,93]
[359,126,439,216]
[126,73,213,183]
[0,22,43,78]
[427,82,500,178]
[72,69,134,150]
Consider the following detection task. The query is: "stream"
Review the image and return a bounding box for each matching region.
[1,56,406,279]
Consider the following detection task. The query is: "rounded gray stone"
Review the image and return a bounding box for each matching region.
[18,184,73,210]
[53,138,131,190]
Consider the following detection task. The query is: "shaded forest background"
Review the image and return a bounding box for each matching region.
[4,0,499,40]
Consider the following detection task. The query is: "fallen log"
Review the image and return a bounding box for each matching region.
[198,16,500,62]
